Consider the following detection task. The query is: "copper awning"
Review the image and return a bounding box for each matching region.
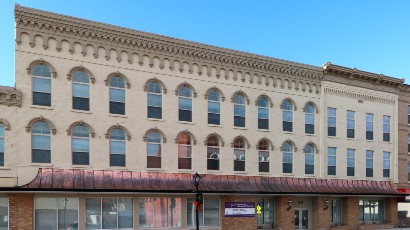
[14,168,404,196]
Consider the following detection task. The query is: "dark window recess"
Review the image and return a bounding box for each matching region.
[305,124,314,134]
[234,116,245,127]
[383,169,390,178]
[110,154,125,167]
[234,161,245,171]
[178,158,191,170]
[147,156,161,168]
[32,149,51,163]
[0,152,4,166]
[73,97,89,111]
[258,119,269,130]
[148,107,162,119]
[33,92,51,106]
[179,110,192,122]
[259,162,269,173]
[305,165,314,174]
[383,133,390,142]
[366,168,373,177]
[282,121,293,132]
[347,167,355,176]
[328,166,336,176]
[408,115,410,124]
[347,129,355,138]
[366,131,373,140]
[207,159,219,170]
[328,127,336,137]
[208,113,220,125]
[73,152,89,165]
[408,144,410,153]
[110,102,125,115]
[283,163,292,173]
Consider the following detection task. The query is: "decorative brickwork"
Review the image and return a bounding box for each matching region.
[9,193,33,230]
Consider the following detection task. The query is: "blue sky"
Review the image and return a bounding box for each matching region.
[1,1,410,86]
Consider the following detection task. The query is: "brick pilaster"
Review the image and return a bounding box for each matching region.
[9,193,34,230]
[312,196,331,230]
[341,197,359,228]
[385,197,398,227]
[275,196,294,229]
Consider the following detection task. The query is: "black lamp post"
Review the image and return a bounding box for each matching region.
[63,197,68,229]
[192,172,201,230]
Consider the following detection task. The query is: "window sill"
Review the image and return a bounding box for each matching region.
[366,139,374,142]
[206,170,221,173]
[179,121,195,125]
[258,172,270,175]
[71,165,91,169]
[257,129,270,132]
[0,167,10,170]
[30,163,53,167]
[109,113,127,118]
[146,117,166,122]
[327,175,338,178]
[31,105,53,110]
[282,173,294,177]
[177,169,194,173]
[304,174,316,177]
[346,137,355,140]
[108,166,128,170]
[207,124,222,128]
[327,136,337,139]
[305,133,316,136]
[71,109,92,114]
[282,131,294,134]
[233,126,247,130]
[233,171,247,175]
[146,168,163,171]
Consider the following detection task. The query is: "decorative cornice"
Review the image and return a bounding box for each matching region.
[0,86,22,107]
[324,87,396,105]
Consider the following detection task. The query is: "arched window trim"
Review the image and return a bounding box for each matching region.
[26,59,57,78]
[105,124,131,141]
[304,142,319,154]
[204,87,225,102]
[303,101,319,114]
[143,77,167,94]
[280,139,297,152]
[66,120,95,138]
[26,116,56,135]
[204,132,225,147]
[230,135,251,149]
[67,66,95,84]
[231,90,250,105]
[175,82,197,98]
[174,130,197,145]
[143,127,166,143]
[104,71,131,89]
[0,118,11,131]
[255,94,273,108]
[256,138,274,150]
[280,98,297,111]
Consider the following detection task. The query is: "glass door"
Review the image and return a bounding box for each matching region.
[294,209,309,229]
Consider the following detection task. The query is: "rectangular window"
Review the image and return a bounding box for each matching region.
[347,111,355,138]
[359,200,385,223]
[179,97,192,122]
[234,149,245,171]
[72,82,89,111]
[86,197,133,229]
[0,125,4,166]
[347,149,355,177]
[35,197,79,230]
[139,197,181,228]
[327,147,336,176]
[408,163,410,181]
[258,107,269,130]
[234,104,245,127]
[208,101,220,125]
[33,77,51,106]
[328,108,336,137]
[282,110,293,132]
[0,197,8,230]
[187,198,220,227]
[331,199,342,224]
[147,94,162,119]
[257,199,274,228]
[408,105,410,124]
[109,88,125,115]
[383,151,390,178]
[305,110,314,134]
[408,135,410,153]
[72,138,89,165]
[383,115,390,142]
[366,113,373,140]
[366,150,373,177]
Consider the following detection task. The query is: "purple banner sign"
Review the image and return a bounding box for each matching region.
[224,202,255,217]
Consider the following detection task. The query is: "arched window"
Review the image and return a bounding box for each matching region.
[178,86,193,122]
[109,128,126,167]
[72,125,90,165]
[0,124,4,166]
[305,103,315,134]
[207,136,220,170]
[32,122,51,163]
[258,140,270,173]
[208,90,220,125]
[258,97,269,130]
[234,95,246,127]
[282,100,293,132]
[32,64,52,106]
[282,142,293,173]
[147,82,162,119]
[109,76,126,115]
[178,133,192,169]
[147,132,161,168]
[233,138,246,172]
[72,70,90,111]
[304,144,314,175]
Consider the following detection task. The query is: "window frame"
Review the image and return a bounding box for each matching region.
[109,128,126,167]
[31,121,51,163]
[258,140,270,173]
[178,133,192,170]
[304,103,315,134]
[0,124,4,166]
[187,197,220,227]
[366,113,374,140]
[147,82,163,119]
[233,138,246,172]
[207,90,221,125]
[71,125,90,165]
[146,132,162,169]
[346,110,355,138]
[383,115,390,142]
[207,136,220,171]
[72,70,90,111]
[257,97,269,130]
[282,100,293,132]
[35,197,79,230]
[366,150,374,177]
[282,142,293,174]
[304,144,314,175]
[327,147,337,176]
[109,76,126,115]
[383,151,390,178]
[86,197,133,229]
[327,108,336,137]
[233,94,246,127]
[347,148,355,177]
[178,86,193,122]
[32,64,52,107]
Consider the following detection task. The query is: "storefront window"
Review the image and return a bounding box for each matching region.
[187,198,219,227]
[0,197,8,230]
[35,197,78,230]
[331,199,341,225]
[139,197,181,228]
[359,200,385,223]
[257,199,274,228]
[85,198,133,229]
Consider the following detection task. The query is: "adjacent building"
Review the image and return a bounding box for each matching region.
[0,5,406,230]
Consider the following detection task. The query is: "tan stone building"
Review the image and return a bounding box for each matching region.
[0,5,406,230]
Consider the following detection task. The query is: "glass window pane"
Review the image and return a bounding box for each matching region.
[0,125,4,137]
[72,126,89,138]
[72,138,89,152]
[234,95,245,104]
[179,98,192,110]
[33,77,51,92]
[110,88,125,102]
[257,98,268,107]
[110,129,125,140]
[102,198,117,229]
[0,139,3,153]
[32,122,51,135]
[234,105,245,116]
[118,198,133,228]
[208,102,220,114]
[147,144,161,156]
[86,198,101,229]
[57,198,79,230]
[147,132,161,143]
[258,108,269,119]
[0,198,8,230]
[110,141,125,155]
[73,83,89,98]
[35,198,57,230]
[33,65,51,78]
[179,87,192,97]
[32,135,51,150]
[148,94,161,107]
[109,77,125,88]
[208,91,219,101]
[147,82,161,93]
[72,71,89,83]
[283,111,293,122]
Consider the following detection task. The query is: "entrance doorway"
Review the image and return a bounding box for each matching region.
[294,209,309,229]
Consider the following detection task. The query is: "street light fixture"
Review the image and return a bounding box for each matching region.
[63,197,68,229]
[192,172,201,230]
